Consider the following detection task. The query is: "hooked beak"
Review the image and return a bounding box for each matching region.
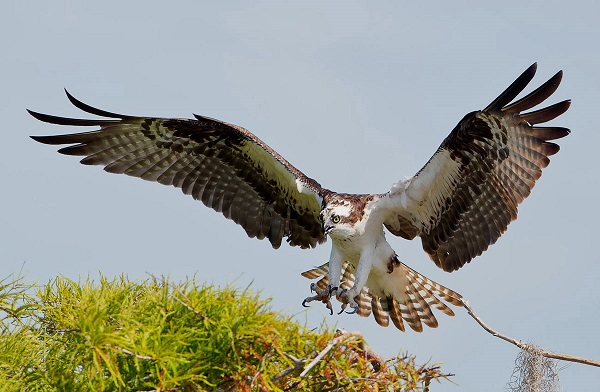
[323,223,333,235]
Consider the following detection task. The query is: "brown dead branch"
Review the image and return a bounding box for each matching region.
[461,298,600,368]
[299,329,384,377]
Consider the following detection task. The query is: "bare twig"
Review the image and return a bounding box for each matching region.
[104,344,154,361]
[299,334,342,377]
[171,294,206,319]
[250,347,274,387]
[355,331,385,372]
[299,329,384,377]
[271,352,307,382]
[461,298,600,368]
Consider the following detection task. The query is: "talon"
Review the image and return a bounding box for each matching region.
[345,305,358,315]
[303,283,335,314]
[329,286,338,295]
[325,301,333,315]
[336,288,359,315]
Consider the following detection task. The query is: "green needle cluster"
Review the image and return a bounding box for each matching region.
[0,273,451,391]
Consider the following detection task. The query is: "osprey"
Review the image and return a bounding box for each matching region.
[30,64,570,332]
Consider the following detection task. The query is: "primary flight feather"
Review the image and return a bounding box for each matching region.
[30,63,570,332]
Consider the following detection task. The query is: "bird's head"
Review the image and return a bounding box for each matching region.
[320,199,356,239]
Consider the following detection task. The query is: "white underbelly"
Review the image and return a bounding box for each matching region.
[335,236,401,293]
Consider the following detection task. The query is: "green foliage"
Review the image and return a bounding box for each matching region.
[0,273,452,391]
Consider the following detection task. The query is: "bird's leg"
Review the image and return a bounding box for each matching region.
[302,247,343,315]
[337,254,372,314]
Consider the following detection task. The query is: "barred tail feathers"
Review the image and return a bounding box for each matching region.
[301,261,462,332]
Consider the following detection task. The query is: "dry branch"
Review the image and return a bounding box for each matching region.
[299,329,384,377]
[461,298,600,368]
[104,344,154,361]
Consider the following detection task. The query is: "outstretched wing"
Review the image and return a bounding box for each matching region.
[30,91,327,249]
[384,63,570,271]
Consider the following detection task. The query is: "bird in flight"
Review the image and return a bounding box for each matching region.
[30,63,569,332]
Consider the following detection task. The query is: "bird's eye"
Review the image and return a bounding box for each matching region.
[332,215,341,223]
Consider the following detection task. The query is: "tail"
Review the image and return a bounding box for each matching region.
[301,262,462,332]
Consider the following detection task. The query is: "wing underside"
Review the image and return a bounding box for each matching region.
[384,64,570,271]
[30,91,328,249]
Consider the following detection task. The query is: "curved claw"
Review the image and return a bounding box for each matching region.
[325,302,334,316]
[336,288,359,315]
[304,283,337,315]
[345,306,358,315]
[338,303,358,315]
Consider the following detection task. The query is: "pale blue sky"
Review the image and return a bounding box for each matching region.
[3,1,599,390]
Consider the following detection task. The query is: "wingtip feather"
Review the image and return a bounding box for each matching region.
[64,89,131,119]
[530,126,571,141]
[28,109,99,126]
[483,63,538,112]
[502,70,564,113]
[30,134,51,144]
[193,113,222,123]
[521,100,571,125]
[27,108,53,123]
